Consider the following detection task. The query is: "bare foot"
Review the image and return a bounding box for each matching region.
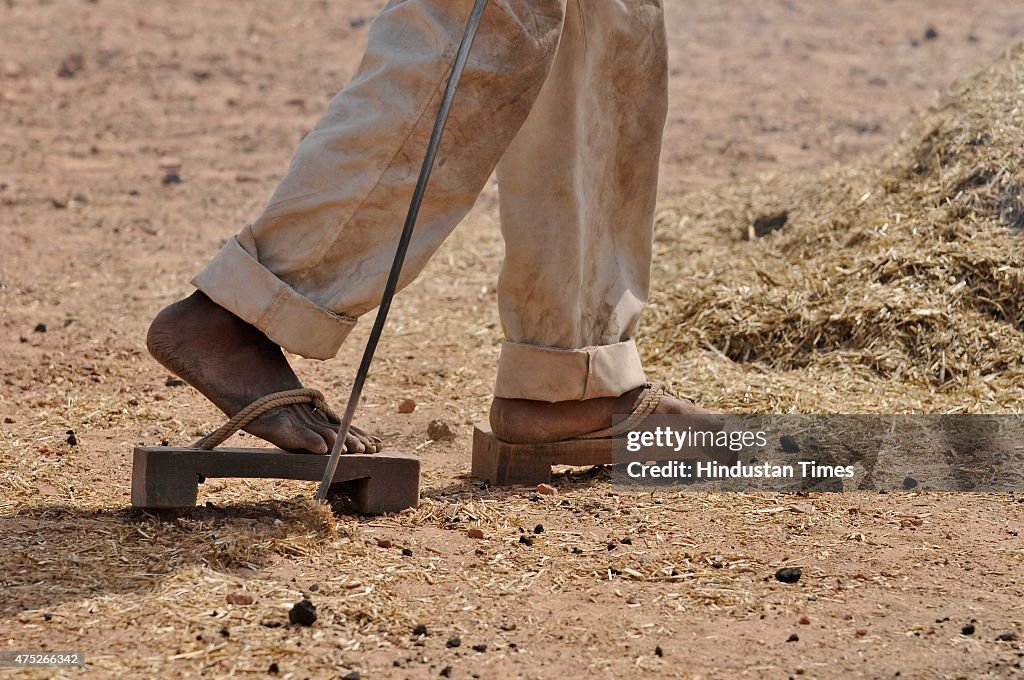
[489,385,718,444]
[146,291,380,454]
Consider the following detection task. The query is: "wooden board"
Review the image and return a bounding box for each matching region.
[131,447,419,515]
[471,424,614,486]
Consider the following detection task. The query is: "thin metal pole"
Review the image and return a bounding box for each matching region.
[316,0,491,501]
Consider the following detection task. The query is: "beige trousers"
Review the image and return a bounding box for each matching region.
[193,0,668,402]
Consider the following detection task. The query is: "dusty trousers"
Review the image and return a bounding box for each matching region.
[193,0,668,403]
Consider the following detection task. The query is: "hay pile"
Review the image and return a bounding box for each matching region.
[645,43,1024,413]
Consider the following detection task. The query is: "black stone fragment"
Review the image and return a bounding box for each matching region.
[787,633,799,642]
[775,567,802,584]
[402,547,414,556]
[34,323,47,333]
[533,524,544,534]
[779,435,800,453]
[903,476,919,490]
[288,599,317,626]
[519,535,533,546]
[962,623,975,636]
[446,637,461,648]
[413,624,428,636]
[268,662,279,674]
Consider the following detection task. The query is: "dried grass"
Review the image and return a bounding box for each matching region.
[644,43,1024,413]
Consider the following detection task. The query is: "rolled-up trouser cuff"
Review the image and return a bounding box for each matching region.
[494,339,647,402]
[192,236,357,360]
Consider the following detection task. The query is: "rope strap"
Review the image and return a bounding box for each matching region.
[192,388,340,451]
[575,383,668,440]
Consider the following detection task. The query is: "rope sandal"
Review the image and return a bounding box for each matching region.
[191,388,381,452]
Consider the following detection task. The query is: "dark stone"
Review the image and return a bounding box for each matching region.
[165,378,186,387]
[342,673,360,680]
[752,210,789,238]
[288,599,317,626]
[924,26,939,40]
[620,537,632,545]
[402,547,414,556]
[962,623,975,635]
[787,633,799,642]
[440,667,452,678]
[34,323,47,333]
[519,535,533,546]
[779,435,800,453]
[413,624,428,636]
[268,662,280,674]
[533,524,544,534]
[162,172,183,185]
[472,643,487,652]
[446,637,461,648]
[775,567,802,584]
[902,476,919,490]
[655,645,664,657]
[996,631,1018,642]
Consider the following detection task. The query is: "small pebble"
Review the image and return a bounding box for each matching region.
[775,567,802,584]
[165,378,186,387]
[536,483,556,495]
[446,637,461,648]
[66,432,78,446]
[962,623,975,636]
[376,538,393,549]
[571,547,583,554]
[466,528,485,539]
[902,476,918,490]
[787,633,799,642]
[655,645,663,657]
[620,537,632,545]
[533,524,544,534]
[342,672,360,680]
[220,627,230,638]
[162,172,183,185]
[268,662,280,674]
[799,615,811,625]
[157,156,182,171]
[226,592,255,606]
[855,629,868,637]
[519,535,533,546]
[995,631,1017,642]
[261,621,282,628]
[472,643,487,652]
[924,26,939,40]
[779,435,800,453]
[398,398,416,414]
[309,584,319,592]
[413,624,428,636]
[288,599,317,626]
[402,547,414,556]
[43,613,52,621]
[34,323,47,333]
[499,623,516,631]
[440,668,452,678]
[607,542,617,550]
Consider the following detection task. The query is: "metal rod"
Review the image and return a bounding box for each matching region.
[316,0,491,501]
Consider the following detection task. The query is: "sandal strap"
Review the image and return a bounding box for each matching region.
[575,383,667,440]
[192,388,339,451]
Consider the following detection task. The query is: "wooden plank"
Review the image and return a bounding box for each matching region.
[131,447,419,514]
[471,423,614,486]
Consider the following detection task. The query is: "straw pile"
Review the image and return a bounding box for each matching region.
[645,43,1024,412]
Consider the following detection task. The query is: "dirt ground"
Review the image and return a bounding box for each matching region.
[2,1,1024,678]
